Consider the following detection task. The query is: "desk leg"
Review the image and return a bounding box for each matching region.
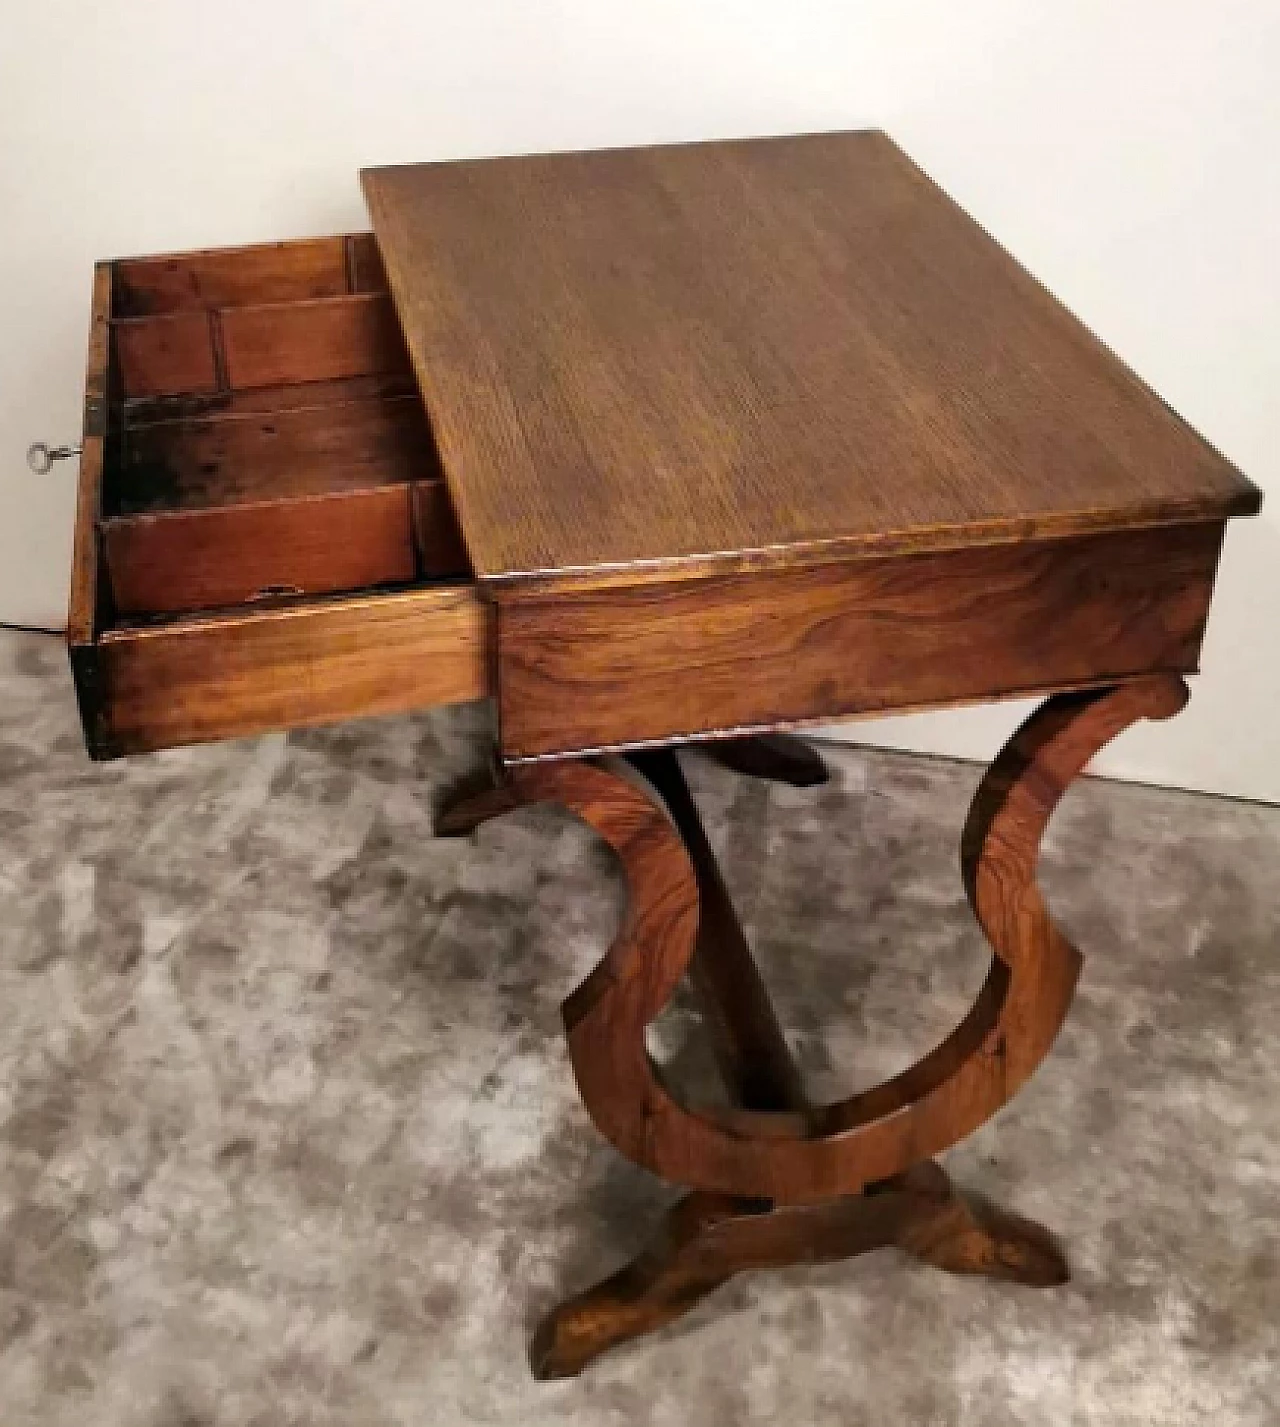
[438,677,1188,1378]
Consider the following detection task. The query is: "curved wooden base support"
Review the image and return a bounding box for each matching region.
[531,1161,1067,1378]
[437,685,1189,1374]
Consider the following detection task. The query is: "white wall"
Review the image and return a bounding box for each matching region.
[2,1,1276,799]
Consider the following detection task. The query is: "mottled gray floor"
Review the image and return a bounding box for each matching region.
[1,631,1277,1427]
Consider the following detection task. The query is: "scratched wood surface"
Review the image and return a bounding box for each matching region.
[363,130,1259,590]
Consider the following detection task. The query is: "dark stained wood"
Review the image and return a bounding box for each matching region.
[67,262,113,647]
[64,166,1260,1379]
[363,132,1259,592]
[121,372,416,429]
[412,479,472,578]
[113,293,409,400]
[113,236,353,316]
[84,584,490,758]
[346,232,389,294]
[530,1161,1067,1378]
[69,231,487,757]
[696,733,830,788]
[109,232,399,400]
[627,748,808,1113]
[108,394,432,515]
[438,741,817,1116]
[496,523,1222,760]
[219,293,409,390]
[441,677,1188,1209]
[779,676,1190,1153]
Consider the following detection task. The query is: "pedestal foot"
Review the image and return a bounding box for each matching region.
[530,1161,1066,1378]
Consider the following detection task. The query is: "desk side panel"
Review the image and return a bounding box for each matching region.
[496,523,1225,761]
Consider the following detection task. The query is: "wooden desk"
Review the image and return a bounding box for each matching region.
[69,131,1260,1377]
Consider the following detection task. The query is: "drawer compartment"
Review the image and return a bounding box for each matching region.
[101,392,468,615]
[68,234,491,758]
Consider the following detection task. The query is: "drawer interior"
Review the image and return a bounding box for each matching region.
[99,233,468,617]
[68,234,491,758]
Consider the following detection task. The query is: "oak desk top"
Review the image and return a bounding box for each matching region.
[362,130,1258,593]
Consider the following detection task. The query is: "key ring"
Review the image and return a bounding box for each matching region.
[27,441,83,475]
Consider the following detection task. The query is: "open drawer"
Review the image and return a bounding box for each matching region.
[68,234,493,759]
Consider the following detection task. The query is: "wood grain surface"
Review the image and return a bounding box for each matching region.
[440,677,1187,1206]
[113,236,352,316]
[108,395,432,515]
[101,488,418,616]
[497,522,1223,759]
[85,584,490,757]
[363,131,1259,590]
[67,262,113,646]
[530,1162,1067,1378]
[100,388,447,616]
[219,293,409,390]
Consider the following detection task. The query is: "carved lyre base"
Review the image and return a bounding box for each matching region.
[438,683,1189,1377]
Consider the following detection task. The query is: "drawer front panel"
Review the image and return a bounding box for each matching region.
[83,585,490,758]
[496,523,1225,761]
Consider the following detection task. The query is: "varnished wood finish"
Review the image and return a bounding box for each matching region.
[627,749,808,1113]
[442,678,1187,1209]
[113,293,411,401]
[66,150,1258,1379]
[114,310,220,400]
[109,229,410,401]
[363,132,1258,592]
[83,584,489,758]
[106,394,432,516]
[531,1161,1067,1379]
[443,686,1175,1372]
[497,524,1221,760]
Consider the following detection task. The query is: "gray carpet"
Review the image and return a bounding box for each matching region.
[1,630,1277,1426]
